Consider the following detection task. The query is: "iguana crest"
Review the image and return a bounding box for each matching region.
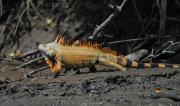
[54,35,117,55]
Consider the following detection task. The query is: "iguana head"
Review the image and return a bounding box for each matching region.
[39,42,61,73]
[38,35,64,56]
[39,42,59,56]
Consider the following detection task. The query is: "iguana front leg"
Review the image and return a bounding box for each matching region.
[99,58,126,71]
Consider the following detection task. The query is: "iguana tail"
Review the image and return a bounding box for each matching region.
[117,56,180,68]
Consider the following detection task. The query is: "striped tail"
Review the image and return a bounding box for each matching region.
[117,56,180,68]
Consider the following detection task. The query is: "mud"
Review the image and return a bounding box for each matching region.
[0,61,180,106]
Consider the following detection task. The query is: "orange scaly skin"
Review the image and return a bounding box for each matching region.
[39,36,180,74]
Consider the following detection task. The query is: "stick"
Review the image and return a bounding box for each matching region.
[92,0,128,39]
[131,0,142,24]
[140,41,180,62]
[13,7,27,35]
[68,69,81,76]
[0,0,2,16]
[174,0,180,9]
[158,0,167,37]
[106,35,178,45]
[30,1,42,19]
[15,49,40,60]
[0,66,7,73]
[10,56,44,71]
[26,66,49,76]
[0,57,18,62]
[107,37,147,44]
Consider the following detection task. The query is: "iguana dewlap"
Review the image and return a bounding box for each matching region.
[38,36,180,74]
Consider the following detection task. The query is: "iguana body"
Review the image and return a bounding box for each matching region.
[38,36,180,74]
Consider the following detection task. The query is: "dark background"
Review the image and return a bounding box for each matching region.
[0,0,180,62]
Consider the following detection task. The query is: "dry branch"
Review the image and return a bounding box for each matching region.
[92,0,128,39]
[25,66,49,78]
[0,0,2,16]
[158,0,167,37]
[15,49,40,60]
[106,35,177,45]
[10,56,44,71]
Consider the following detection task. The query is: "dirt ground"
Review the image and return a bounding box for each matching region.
[0,60,180,106]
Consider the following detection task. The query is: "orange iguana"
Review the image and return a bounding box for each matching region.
[38,36,180,75]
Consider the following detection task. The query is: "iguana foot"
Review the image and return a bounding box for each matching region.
[52,71,60,78]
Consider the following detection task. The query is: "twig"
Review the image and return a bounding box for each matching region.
[88,23,113,40]
[158,0,167,37]
[174,0,180,9]
[0,15,12,51]
[68,69,81,76]
[106,35,178,45]
[15,49,40,60]
[0,66,7,73]
[0,57,19,62]
[13,7,27,35]
[140,41,180,62]
[25,66,49,78]
[0,0,2,16]
[107,37,147,44]
[92,0,128,39]
[131,0,143,24]
[10,56,45,71]
[26,0,30,17]
[29,0,42,19]
[166,17,180,22]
